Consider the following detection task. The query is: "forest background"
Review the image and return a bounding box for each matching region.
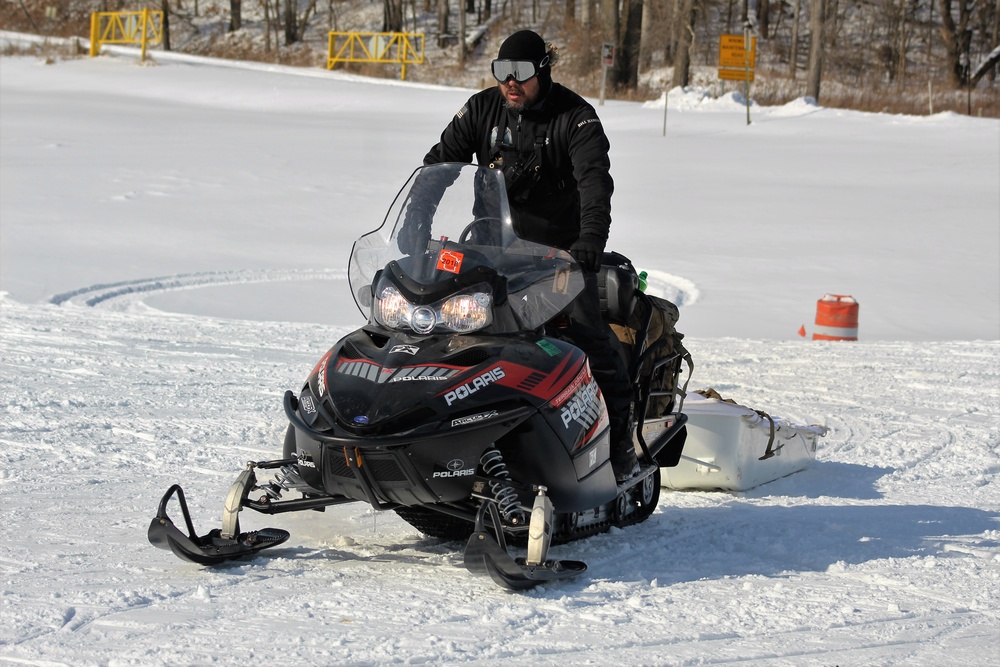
[2,0,998,117]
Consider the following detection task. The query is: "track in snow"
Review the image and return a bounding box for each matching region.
[48,267,351,309]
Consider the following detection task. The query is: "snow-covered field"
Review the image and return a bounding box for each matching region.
[1,40,998,665]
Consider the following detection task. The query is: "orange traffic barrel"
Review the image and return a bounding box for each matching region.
[812,294,859,341]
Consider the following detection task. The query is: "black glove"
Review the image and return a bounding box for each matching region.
[396,203,433,255]
[569,238,604,272]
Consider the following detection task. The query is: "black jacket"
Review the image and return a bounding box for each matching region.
[423,83,614,251]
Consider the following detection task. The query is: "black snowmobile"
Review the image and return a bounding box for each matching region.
[148,163,690,590]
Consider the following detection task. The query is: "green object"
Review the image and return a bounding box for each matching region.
[536,339,562,356]
[638,271,648,293]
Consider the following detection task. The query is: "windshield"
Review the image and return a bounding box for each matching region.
[348,163,584,331]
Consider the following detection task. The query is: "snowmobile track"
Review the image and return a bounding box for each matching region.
[49,268,349,309]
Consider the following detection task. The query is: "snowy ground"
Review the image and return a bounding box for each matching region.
[1,40,999,665]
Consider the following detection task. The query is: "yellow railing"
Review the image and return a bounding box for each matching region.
[89,9,163,61]
[327,32,425,80]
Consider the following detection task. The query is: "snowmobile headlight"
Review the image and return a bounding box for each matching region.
[439,292,493,333]
[374,284,408,328]
[373,283,494,334]
[411,306,437,334]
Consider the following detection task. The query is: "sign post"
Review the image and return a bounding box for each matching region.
[599,42,614,106]
[718,29,757,125]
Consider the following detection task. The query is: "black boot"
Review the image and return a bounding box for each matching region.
[610,442,640,482]
[609,414,640,482]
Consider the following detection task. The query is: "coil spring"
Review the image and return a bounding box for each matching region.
[480,448,523,522]
[261,465,302,500]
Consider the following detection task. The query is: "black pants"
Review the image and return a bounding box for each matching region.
[557,271,633,443]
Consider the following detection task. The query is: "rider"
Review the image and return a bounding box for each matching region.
[420,29,639,481]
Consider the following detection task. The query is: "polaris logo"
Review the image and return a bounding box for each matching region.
[433,468,475,478]
[432,458,475,478]
[560,380,600,430]
[443,367,505,406]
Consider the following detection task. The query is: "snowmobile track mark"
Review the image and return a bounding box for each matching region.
[50,268,349,309]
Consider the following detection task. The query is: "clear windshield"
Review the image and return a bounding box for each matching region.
[348,163,584,331]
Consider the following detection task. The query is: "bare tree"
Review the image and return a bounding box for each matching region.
[384,0,404,32]
[230,0,241,31]
[161,0,171,49]
[613,0,643,88]
[790,0,802,78]
[671,0,697,88]
[806,0,826,99]
[938,0,975,87]
[437,0,449,48]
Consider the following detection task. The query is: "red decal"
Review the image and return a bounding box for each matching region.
[436,249,464,274]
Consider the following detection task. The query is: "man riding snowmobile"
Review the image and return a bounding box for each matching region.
[419,29,638,481]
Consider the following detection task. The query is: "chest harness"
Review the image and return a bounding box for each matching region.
[488,109,547,204]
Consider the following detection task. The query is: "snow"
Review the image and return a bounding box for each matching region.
[1,41,999,665]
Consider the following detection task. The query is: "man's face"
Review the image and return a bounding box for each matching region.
[498,75,540,111]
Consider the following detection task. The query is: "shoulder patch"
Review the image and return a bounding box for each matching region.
[577,118,602,128]
[456,104,469,120]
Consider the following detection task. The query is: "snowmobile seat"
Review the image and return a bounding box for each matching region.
[597,252,639,326]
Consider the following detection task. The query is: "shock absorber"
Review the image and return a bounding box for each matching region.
[479,447,524,523]
[259,464,309,501]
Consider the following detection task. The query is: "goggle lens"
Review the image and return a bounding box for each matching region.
[491,59,538,84]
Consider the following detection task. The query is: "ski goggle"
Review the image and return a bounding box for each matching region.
[491,57,548,84]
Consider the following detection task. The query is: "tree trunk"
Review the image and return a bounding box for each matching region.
[759,0,770,39]
[229,0,241,31]
[671,0,696,88]
[384,0,403,31]
[790,0,800,78]
[437,0,449,48]
[161,0,171,50]
[937,0,973,88]
[638,0,656,71]
[458,0,466,66]
[264,0,272,52]
[614,0,643,88]
[805,0,825,100]
[284,0,298,44]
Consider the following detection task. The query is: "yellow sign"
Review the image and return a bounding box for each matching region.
[718,34,757,69]
[718,68,755,82]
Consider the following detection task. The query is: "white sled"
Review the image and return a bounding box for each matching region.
[661,391,827,491]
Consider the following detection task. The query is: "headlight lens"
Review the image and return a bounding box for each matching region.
[374,285,409,328]
[439,292,493,332]
[374,283,493,334]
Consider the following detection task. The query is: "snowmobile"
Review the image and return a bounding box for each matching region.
[148,163,689,590]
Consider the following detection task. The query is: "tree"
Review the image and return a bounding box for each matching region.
[671,0,698,88]
[437,0,449,48]
[384,0,404,32]
[613,0,643,88]
[938,0,975,87]
[161,0,171,50]
[806,0,825,100]
[230,0,241,31]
